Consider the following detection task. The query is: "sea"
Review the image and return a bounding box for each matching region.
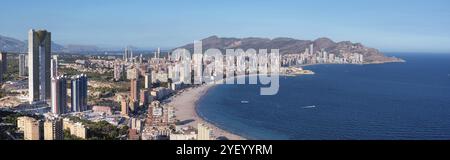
[196,53,450,140]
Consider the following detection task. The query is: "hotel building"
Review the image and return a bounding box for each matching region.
[28,29,52,104]
[51,76,68,115]
[71,74,88,112]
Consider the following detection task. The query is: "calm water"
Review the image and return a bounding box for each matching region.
[197,53,450,140]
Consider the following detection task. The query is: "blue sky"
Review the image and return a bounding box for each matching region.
[1,0,449,52]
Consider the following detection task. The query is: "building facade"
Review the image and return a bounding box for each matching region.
[44,118,63,140]
[50,57,58,78]
[0,52,7,83]
[51,76,68,115]
[121,96,129,116]
[144,73,152,89]
[130,78,140,105]
[28,29,52,103]
[197,123,212,140]
[18,116,41,140]
[71,74,88,112]
[19,54,27,76]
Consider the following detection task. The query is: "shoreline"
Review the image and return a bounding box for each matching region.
[169,83,246,140]
[168,60,404,140]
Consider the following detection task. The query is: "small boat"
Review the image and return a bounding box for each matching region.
[302,105,317,109]
[241,101,250,104]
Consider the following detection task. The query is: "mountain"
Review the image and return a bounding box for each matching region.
[0,35,27,52]
[0,34,98,53]
[176,36,403,63]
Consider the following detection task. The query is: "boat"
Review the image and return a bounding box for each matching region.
[241,101,250,104]
[302,105,317,109]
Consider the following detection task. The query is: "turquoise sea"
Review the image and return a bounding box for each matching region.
[197,53,450,140]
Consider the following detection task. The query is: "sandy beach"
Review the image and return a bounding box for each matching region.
[169,84,246,140]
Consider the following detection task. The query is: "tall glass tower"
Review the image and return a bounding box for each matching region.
[28,29,51,104]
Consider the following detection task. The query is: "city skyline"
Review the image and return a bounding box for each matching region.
[0,0,449,53]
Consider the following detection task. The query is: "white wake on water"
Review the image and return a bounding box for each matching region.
[302,105,317,109]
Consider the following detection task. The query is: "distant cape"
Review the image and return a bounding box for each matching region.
[176,36,404,63]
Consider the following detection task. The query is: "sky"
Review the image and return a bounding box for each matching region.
[0,0,449,52]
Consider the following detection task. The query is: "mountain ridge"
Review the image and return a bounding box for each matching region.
[0,34,98,53]
[176,35,403,63]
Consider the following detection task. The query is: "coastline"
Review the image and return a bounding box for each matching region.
[169,83,246,140]
[169,60,405,140]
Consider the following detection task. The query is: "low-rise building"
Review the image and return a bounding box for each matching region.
[63,118,87,139]
[44,118,64,140]
[197,123,212,140]
[92,106,113,115]
[150,87,171,100]
[18,116,41,140]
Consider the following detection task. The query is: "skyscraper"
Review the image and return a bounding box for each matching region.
[114,63,125,81]
[130,48,134,61]
[144,73,152,89]
[19,54,27,76]
[157,48,161,58]
[71,74,88,112]
[124,47,129,62]
[197,123,212,140]
[51,56,58,78]
[51,76,67,115]
[139,54,143,64]
[0,52,7,83]
[124,47,133,62]
[140,90,149,106]
[121,96,129,116]
[130,78,140,105]
[29,29,52,104]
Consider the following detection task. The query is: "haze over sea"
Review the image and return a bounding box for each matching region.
[197,53,450,140]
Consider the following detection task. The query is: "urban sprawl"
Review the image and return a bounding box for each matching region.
[0,29,364,140]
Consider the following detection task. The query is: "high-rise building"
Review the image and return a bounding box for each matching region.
[51,76,67,115]
[129,118,143,133]
[138,64,148,77]
[114,63,125,81]
[310,43,314,55]
[121,96,129,116]
[197,123,212,140]
[50,56,58,78]
[157,48,161,58]
[129,101,139,113]
[18,116,41,140]
[139,54,143,64]
[127,67,139,80]
[130,78,140,104]
[44,118,63,140]
[124,48,129,62]
[146,101,161,126]
[144,73,152,89]
[140,90,149,106]
[28,29,52,104]
[19,54,27,76]
[130,48,134,61]
[71,74,88,112]
[124,47,133,62]
[0,52,7,83]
